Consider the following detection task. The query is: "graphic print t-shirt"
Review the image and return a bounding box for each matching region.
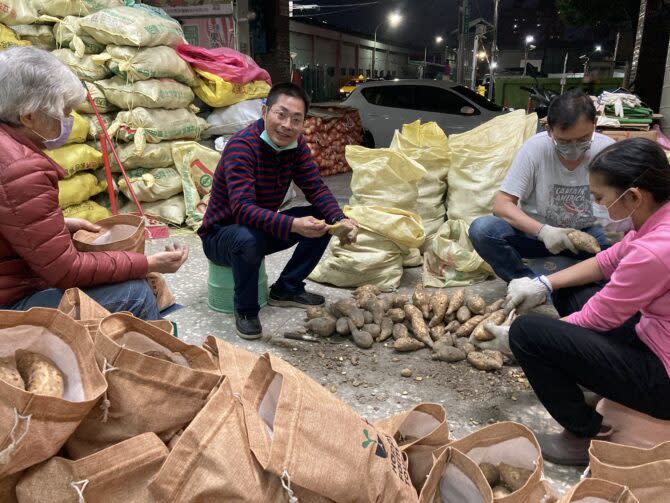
[499,131,615,229]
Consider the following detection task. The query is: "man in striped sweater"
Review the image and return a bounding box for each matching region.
[199,83,358,339]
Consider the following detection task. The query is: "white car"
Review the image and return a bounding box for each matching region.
[342,79,505,147]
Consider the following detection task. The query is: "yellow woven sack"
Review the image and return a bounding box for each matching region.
[62,200,111,222]
[10,24,55,50]
[0,23,30,49]
[47,143,102,178]
[64,111,90,145]
[193,70,270,108]
[96,77,195,110]
[58,172,107,208]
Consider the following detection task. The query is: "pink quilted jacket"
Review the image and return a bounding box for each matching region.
[0,124,148,306]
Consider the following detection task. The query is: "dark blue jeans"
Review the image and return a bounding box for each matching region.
[468,215,609,282]
[2,279,160,320]
[201,206,331,316]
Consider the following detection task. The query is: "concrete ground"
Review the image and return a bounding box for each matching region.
[150,171,583,496]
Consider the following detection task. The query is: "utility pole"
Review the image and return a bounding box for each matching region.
[627,0,647,88]
[470,34,480,90]
[487,0,499,100]
[456,0,469,85]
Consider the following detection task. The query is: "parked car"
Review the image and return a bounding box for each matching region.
[341,79,505,147]
[338,76,383,99]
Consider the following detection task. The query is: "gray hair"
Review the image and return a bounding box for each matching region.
[0,47,86,125]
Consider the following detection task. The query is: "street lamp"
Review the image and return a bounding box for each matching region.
[522,35,535,76]
[435,36,443,44]
[595,44,602,52]
[373,11,402,76]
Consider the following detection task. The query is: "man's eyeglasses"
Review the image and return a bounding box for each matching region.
[270,108,305,128]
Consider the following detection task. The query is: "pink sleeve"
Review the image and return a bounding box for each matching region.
[565,244,668,331]
[594,235,631,279]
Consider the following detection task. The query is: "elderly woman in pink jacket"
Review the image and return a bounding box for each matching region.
[489,138,670,465]
[0,47,188,318]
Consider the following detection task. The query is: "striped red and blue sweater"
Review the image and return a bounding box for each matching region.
[199,119,345,241]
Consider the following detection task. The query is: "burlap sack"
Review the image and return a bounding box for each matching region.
[588,440,670,503]
[16,432,167,503]
[57,288,174,338]
[449,421,555,503]
[201,335,259,394]
[66,313,220,458]
[0,308,107,477]
[418,446,493,503]
[375,403,451,493]
[241,353,418,502]
[73,214,145,254]
[0,471,22,503]
[558,478,639,503]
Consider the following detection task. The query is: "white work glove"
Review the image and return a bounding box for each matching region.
[473,323,514,358]
[537,224,578,254]
[504,276,552,314]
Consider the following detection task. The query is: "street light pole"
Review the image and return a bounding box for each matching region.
[372,12,402,78]
[488,0,499,100]
[522,35,534,76]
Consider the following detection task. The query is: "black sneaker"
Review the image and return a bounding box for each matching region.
[234,312,262,340]
[268,287,325,308]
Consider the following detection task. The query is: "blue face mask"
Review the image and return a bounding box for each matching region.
[260,130,298,152]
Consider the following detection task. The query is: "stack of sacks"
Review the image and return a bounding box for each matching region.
[0,23,31,50]
[0,0,39,43]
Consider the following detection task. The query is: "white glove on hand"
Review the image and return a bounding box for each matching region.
[473,323,514,358]
[537,225,578,254]
[504,276,552,314]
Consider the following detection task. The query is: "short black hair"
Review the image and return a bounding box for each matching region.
[265,83,311,116]
[589,138,670,203]
[547,89,596,130]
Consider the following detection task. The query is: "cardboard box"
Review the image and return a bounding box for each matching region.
[599,129,658,143]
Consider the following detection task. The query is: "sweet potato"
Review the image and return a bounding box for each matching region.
[466,294,486,315]
[347,319,374,349]
[445,312,456,323]
[568,230,601,254]
[363,324,381,339]
[412,284,432,319]
[355,291,377,310]
[431,343,466,362]
[498,462,533,492]
[428,289,449,327]
[335,317,350,336]
[363,310,374,324]
[387,308,405,323]
[15,350,64,398]
[0,359,24,390]
[479,462,500,487]
[404,304,434,348]
[393,294,409,308]
[430,324,446,341]
[305,306,330,320]
[332,298,365,328]
[445,320,461,333]
[378,294,395,312]
[467,350,504,371]
[471,310,507,343]
[455,315,486,338]
[486,298,505,314]
[446,288,465,315]
[366,299,385,325]
[354,284,381,297]
[379,318,393,341]
[305,317,337,337]
[394,337,425,352]
[456,305,472,323]
[392,323,409,340]
[454,338,475,354]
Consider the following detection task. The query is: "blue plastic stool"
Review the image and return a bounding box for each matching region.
[207,260,268,314]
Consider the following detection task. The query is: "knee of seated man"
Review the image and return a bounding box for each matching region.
[468,215,503,244]
[234,228,266,264]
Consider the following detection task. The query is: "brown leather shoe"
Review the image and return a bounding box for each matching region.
[536,427,612,466]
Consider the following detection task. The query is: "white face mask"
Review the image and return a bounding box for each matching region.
[591,188,636,232]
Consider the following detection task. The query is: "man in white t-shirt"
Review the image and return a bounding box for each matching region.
[469,89,615,282]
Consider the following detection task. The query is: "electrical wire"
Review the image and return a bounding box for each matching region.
[294,1,380,6]
[292,5,377,17]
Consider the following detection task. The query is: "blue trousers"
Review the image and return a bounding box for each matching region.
[468,215,609,282]
[2,279,161,320]
[201,205,331,316]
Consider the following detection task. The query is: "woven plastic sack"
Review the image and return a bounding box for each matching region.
[109,108,209,155]
[171,141,216,230]
[79,6,185,48]
[390,120,449,245]
[96,76,194,110]
[105,45,197,86]
[46,143,102,178]
[118,167,183,203]
[38,0,123,18]
[176,44,271,85]
[62,200,111,222]
[58,172,107,208]
[51,48,110,82]
[0,1,38,26]
[193,69,270,108]
[62,111,89,145]
[205,98,263,137]
[0,23,30,48]
[52,15,105,57]
[111,140,175,170]
[346,145,426,212]
[10,24,54,50]
[83,112,114,141]
[309,205,425,291]
[423,219,493,288]
[75,81,118,114]
[446,110,537,224]
[121,194,186,226]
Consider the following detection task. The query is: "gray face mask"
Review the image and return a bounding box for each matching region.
[553,137,592,161]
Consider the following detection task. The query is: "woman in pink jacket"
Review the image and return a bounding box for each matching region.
[496,138,670,465]
[0,47,188,319]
